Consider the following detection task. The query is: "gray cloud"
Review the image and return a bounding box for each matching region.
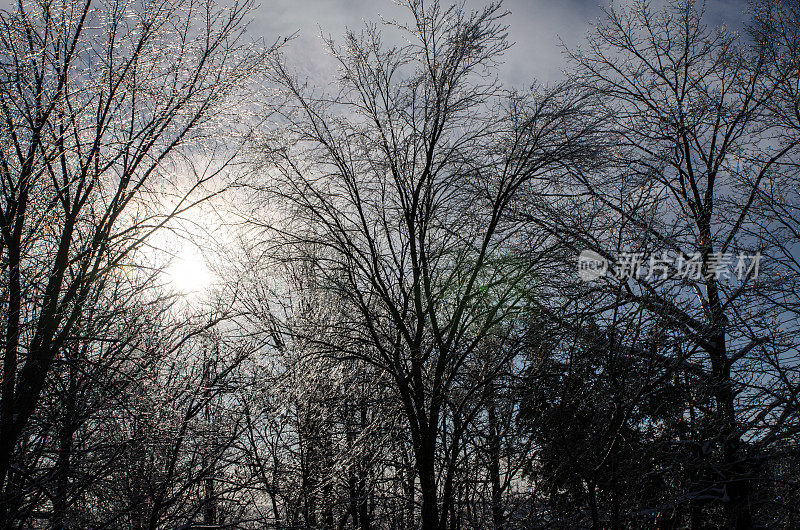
[250,0,752,87]
[0,0,754,86]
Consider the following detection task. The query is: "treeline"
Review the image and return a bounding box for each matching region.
[0,0,798,528]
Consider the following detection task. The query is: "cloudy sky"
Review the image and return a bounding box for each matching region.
[0,0,754,85]
[249,0,753,87]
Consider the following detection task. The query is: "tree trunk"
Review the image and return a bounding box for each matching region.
[417,437,439,530]
[53,362,78,530]
[487,388,503,530]
[587,481,600,530]
[203,457,216,526]
[0,203,25,525]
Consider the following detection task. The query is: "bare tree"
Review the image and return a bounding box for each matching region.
[249,1,597,527]
[525,0,800,525]
[0,0,271,522]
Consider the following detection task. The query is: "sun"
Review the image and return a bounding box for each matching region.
[165,244,212,296]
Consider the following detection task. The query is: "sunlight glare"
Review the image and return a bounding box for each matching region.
[165,245,212,296]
